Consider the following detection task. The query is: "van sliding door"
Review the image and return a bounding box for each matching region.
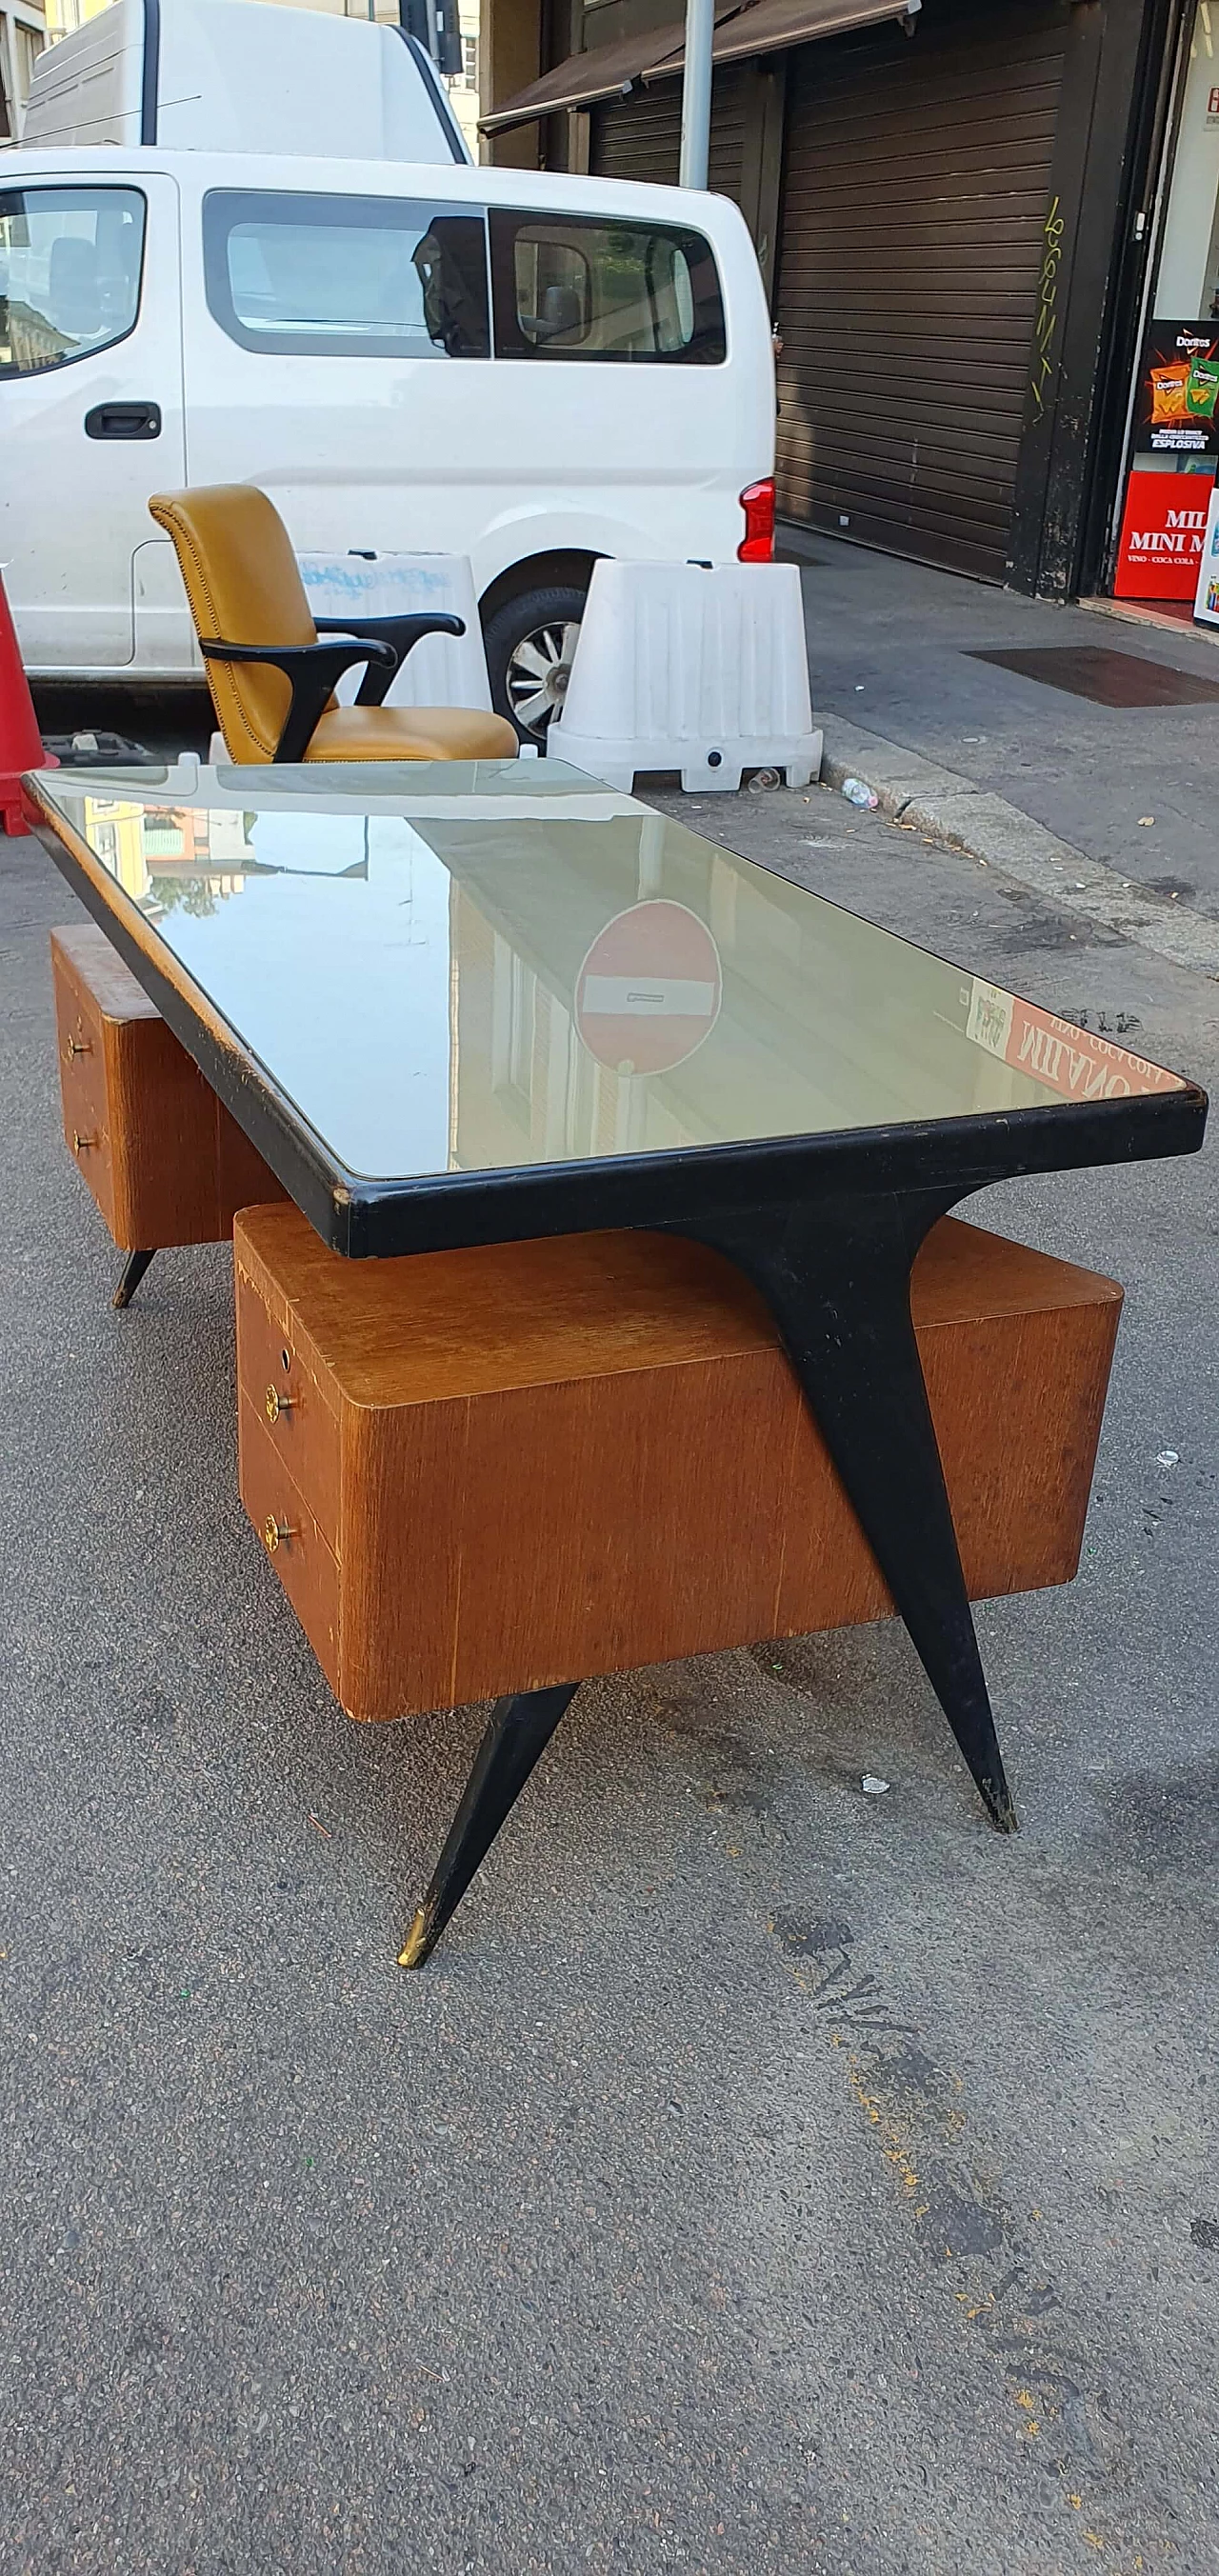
[182,186,490,569]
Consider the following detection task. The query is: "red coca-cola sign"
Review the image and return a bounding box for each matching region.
[1115,470,1212,600]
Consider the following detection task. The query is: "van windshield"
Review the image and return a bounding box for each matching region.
[0,186,145,379]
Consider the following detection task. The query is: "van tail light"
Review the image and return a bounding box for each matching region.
[738,478,775,562]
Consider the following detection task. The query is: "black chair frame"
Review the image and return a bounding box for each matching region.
[199,613,467,763]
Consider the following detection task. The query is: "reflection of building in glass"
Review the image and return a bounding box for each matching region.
[84,798,149,900]
[83,795,252,914]
[448,812,706,1168]
[453,887,659,1169]
[142,804,251,918]
[441,806,1079,1177]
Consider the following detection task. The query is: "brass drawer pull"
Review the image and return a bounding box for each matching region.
[72,1130,97,1152]
[265,1385,293,1424]
[65,1034,92,1060]
[263,1515,295,1555]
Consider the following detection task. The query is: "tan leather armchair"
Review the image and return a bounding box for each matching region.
[149,484,519,766]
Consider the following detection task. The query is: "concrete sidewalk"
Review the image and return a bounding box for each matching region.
[785,532,1219,959]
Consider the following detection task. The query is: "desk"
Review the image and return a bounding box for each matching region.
[27,756,1206,1955]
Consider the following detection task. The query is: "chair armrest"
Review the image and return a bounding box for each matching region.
[199,633,397,762]
[314,613,465,707]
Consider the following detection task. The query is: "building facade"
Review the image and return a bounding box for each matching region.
[482,0,1214,612]
[1107,0,1219,620]
[0,0,48,134]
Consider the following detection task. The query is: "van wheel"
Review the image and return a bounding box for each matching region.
[483,585,587,747]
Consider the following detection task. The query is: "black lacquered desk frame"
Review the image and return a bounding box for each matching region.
[31,777,1207,1967]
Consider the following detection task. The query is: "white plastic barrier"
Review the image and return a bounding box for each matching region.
[297,552,492,710]
[551,560,822,793]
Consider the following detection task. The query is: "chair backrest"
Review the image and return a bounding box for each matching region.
[149,485,319,764]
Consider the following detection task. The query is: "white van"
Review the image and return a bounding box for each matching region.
[0,44,775,736]
[18,0,470,166]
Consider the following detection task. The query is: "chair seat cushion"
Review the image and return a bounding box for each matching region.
[303,705,519,763]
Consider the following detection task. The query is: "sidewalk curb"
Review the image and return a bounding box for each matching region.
[819,713,1219,977]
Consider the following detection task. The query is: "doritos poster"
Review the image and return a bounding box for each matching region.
[1136,321,1219,455]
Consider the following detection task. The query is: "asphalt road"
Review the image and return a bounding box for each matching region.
[2,756,1217,2576]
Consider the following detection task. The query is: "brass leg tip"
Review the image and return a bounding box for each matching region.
[398,1907,433,1970]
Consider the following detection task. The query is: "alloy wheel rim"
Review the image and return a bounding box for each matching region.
[506,620,582,735]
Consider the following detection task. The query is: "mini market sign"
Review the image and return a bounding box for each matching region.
[1115,471,1212,599]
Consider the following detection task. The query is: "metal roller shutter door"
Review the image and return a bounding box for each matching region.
[775,1,1069,580]
[590,67,749,204]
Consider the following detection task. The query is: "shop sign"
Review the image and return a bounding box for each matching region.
[1114,469,1212,598]
[1134,320,1219,455]
[966,982,1181,1100]
[1195,482,1219,627]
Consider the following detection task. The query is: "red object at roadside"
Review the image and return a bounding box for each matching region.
[0,566,56,834]
[1114,469,1213,600]
[738,478,775,562]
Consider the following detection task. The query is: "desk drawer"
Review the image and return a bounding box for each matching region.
[52,945,116,1236]
[238,1392,341,1697]
[235,1261,341,1551]
[51,923,289,1257]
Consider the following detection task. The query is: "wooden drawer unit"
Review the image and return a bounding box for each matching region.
[51,923,287,1254]
[233,1204,1123,1727]
[238,1393,342,1699]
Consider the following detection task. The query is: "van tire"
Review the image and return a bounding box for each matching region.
[483,584,588,747]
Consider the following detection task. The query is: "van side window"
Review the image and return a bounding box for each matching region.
[0,187,145,379]
[203,191,490,360]
[489,213,726,365]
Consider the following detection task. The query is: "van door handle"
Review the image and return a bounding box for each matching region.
[84,401,162,440]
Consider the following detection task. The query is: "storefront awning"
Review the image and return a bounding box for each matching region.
[648,0,919,77]
[481,0,918,134]
[476,18,689,135]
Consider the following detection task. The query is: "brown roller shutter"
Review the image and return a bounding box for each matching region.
[590,66,749,206]
[775,0,1069,580]
[708,71,749,203]
[590,85,683,183]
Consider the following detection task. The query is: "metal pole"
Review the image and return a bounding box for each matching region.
[678,0,714,190]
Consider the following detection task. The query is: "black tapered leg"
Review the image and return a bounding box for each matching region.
[400,1683,579,1968]
[670,1192,1016,1832]
[112,1248,155,1310]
